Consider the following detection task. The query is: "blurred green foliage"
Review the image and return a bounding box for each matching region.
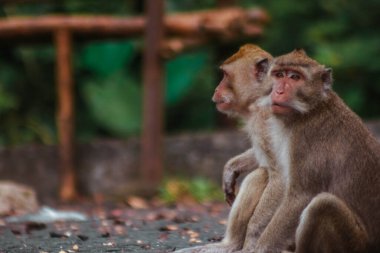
[244,0,380,117]
[159,177,223,204]
[80,41,142,137]
[0,0,379,146]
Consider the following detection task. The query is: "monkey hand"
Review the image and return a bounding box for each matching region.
[223,161,239,206]
[223,150,257,206]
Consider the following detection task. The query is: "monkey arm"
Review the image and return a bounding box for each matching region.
[223,148,258,205]
[253,193,312,253]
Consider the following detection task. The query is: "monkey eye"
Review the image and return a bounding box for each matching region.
[290,73,301,81]
[274,71,284,78]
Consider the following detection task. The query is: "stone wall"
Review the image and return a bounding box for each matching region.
[1,121,380,202]
[0,131,249,202]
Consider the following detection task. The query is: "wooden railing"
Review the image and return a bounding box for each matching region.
[0,1,268,200]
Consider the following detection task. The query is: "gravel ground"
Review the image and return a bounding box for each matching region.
[0,202,228,253]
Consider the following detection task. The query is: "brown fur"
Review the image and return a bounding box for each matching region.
[212,44,273,118]
[219,45,286,252]
[175,45,285,253]
[275,49,319,67]
[223,44,270,65]
[252,50,380,253]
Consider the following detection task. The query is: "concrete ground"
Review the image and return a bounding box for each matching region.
[0,202,228,253]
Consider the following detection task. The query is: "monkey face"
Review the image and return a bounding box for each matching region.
[212,59,271,117]
[212,44,273,118]
[266,49,333,116]
[212,67,237,114]
[269,67,309,115]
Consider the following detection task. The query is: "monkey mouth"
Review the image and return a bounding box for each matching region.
[213,98,229,105]
[271,102,292,114]
[272,102,290,108]
[214,100,232,112]
[215,101,229,109]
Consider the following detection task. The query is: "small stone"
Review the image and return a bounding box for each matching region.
[189,238,202,243]
[102,241,115,246]
[218,219,227,225]
[77,234,89,241]
[0,181,39,216]
[126,196,149,209]
[159,224,178,231]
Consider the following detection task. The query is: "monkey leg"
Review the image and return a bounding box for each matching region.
[223,168,269,248]
[241,170,285,251]
[295,192,369,253]
[174,168,268,253]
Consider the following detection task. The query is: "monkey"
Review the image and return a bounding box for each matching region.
[241,49,380,253]
[174,45,286,253]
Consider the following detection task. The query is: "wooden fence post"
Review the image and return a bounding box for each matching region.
[140,0,165,191]
[55,28,77,201]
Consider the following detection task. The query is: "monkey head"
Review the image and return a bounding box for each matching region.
[264,49,333,116]
[212,44,272,118]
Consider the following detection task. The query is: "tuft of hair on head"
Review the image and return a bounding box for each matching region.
[293,48,308,56]
[223,44,271,65]
[275,48,320,68]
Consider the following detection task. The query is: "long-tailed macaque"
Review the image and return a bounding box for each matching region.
[246,49,380,253]
[175,45,285,253]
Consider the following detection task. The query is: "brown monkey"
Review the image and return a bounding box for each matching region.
[175,45,285,252]
[246,49,380,253]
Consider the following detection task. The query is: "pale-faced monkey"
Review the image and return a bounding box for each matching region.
[175,45,285,252]
[247,49,380,253]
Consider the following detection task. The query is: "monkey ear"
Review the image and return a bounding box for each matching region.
[255,58,269,82]
[322,68,333,91]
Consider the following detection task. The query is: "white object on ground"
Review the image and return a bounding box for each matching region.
[5,206,87,223]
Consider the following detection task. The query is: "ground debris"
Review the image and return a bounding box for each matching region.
[0,202,228,252]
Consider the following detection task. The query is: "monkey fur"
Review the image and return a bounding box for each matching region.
[175,45,285,253]
[249,49,380,253]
